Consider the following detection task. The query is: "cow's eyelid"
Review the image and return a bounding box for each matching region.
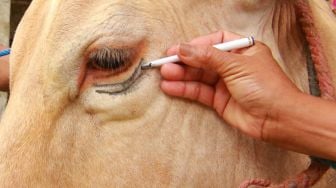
[88,47,135,71]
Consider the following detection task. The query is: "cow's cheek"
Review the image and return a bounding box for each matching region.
[78,70,161,123]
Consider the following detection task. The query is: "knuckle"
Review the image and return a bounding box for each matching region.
[202,46,215,65]
[192,83,202,100]
[217,56,243,76]
[181,82,187,98]
[216,30,224,36]
[215,31,225,41]
[220,53,235,63]
[204,46,214,60]
[186,82,201,100]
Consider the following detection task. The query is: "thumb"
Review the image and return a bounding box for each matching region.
[177,43,242,76]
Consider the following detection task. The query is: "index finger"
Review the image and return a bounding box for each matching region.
[167,31,243,55]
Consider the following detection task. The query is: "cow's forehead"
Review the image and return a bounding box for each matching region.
[30,0,273,30]
[45,1,155,40]
[20,0,275,47]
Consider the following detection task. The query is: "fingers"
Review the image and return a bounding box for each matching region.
[160,63,219,85]
[160,80,232,113]
[161,80,215,107]
[167,31,243,56]
[177,43,242,76]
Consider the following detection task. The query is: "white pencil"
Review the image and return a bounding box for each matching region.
[141,36,255,69]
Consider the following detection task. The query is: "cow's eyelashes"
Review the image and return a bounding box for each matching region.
[88,48,135,72]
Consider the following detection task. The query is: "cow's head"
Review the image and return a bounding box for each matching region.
[2,0,334,187]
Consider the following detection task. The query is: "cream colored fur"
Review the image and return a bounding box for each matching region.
[0,0,335,187]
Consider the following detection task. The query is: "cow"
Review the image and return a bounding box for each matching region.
[0,0,335,187]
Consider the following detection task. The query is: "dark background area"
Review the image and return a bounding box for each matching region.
[10,0,32,45]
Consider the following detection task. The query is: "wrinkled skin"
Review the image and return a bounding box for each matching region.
[0,0,335,187]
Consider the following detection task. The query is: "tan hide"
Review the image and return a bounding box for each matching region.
[0,0,335,187]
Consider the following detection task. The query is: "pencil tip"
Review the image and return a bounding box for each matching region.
[141,63,152,70]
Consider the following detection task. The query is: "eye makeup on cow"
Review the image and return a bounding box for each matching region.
[80,45,144,94]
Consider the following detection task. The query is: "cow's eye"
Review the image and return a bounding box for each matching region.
[87,47,135,74]
[79,45,144,94]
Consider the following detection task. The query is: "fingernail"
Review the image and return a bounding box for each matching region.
[179,43,193,57]
[332,0,336,10]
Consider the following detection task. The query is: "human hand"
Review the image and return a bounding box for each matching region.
[160,31,301,140]
[0,44,10,91]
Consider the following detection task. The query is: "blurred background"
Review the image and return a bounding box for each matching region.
[0,0,31,116]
